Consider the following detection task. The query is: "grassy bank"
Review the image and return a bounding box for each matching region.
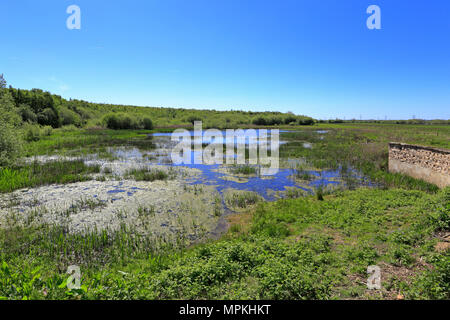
[0,187,448,300]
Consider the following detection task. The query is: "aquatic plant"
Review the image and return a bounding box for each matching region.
[125,167,171,182]
[224,189,262,210]
[0,187,448,299]
[229,164,258,175]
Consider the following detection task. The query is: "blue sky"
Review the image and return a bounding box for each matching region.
[1,0,449,120]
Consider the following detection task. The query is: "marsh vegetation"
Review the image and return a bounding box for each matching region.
[0,77,448,300]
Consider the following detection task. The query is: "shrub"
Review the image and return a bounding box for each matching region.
[284,115,297,124]
[102,113,141,130]
[23,123,41,142]
[23,124,53,142]
[267,117,283,125]
[0,88,22,166]
[187,116,202,125]
[0,123,22,167]
[298,117,315,125]
[60,124,78,132]
[0,89,21,126]
[103,113,120,129]
[37,108,59,127]
[59,107,81,126]
[252,117,267,126]
[18,104,37,123]
[41,125,53,136]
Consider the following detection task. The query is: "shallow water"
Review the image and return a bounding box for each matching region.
[26,129,371,201]
[105,129,372,200]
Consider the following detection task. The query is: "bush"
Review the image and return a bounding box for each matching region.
[187,116,202,125]
[298,117,315,125]
[38,108,59,127]
[284,115,297,124]
[142,117,154,130]
[23,123,41,142]
[0,123,22,167]
[23,124,53,142]
[0,88,22,166]
[0,128,21,164]
[18,104,37,123]
[267,117,283,125]
[0,89,21,126]
[252,117,267,126]
[41,125,53,136]
[60,124,78,132]
[102,113,141,130]
[103,113,120,129]
[59,107,81,126]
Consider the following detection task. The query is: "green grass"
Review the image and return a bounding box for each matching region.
[0,160,100,193]
[23,128,156,157]
[125,168,171,182]
[313,123,450,149]
[224,190,262,210]
[292,164,314,181]
[280,125,445,192]
[229,165,258,175]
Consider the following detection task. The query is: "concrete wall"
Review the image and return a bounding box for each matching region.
[388,142,450,188]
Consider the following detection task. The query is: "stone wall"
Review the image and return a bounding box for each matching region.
[388,142,450,188]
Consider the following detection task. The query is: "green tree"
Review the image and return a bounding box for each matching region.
[18,103,37,123]
[0,74,6,88]
[38,107,59,127]
[59,107,81,126]
[0,75,22,166]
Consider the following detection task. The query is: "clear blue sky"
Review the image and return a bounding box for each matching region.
[1,0,449,120]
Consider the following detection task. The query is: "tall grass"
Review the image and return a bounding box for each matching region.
[0,223,176,272]
[292,164,314,181]
[23,128,155,156]
[224,190,261,209]
[125,167,171,182]
[0,160,100,193]
[281,127,441,193]
[229,164,258,175]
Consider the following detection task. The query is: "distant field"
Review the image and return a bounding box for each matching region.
[314,123,450,149]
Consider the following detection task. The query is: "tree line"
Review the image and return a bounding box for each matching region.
[2,78,316,130]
